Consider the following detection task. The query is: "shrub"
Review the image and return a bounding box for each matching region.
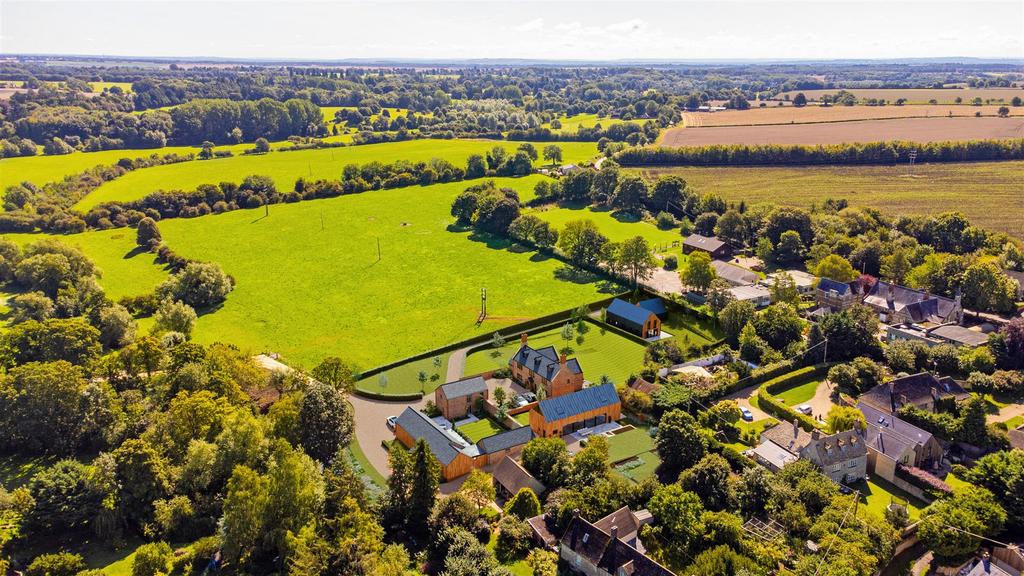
[494,515,532,562]
[655,211,676,229]
[25,552,86,576]
[132,541,173,576]
[663,254,678,270]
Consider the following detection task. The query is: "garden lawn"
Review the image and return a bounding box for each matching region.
[771,375,822,406]
[356,354,449,396]
[606,427,656,463]
[458,418,506,442]
[855,477,926,520]
[463,319,645,386]
[614,451,661,484]
[76,139,600,210]
[736,417,778,444]
[2,228,170,300]
[514,412,531,425]
[0,454,57,489]
[485,535,532,576]
[152,176,621,371]
[660,310,724,349]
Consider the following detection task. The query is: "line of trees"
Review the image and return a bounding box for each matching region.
[614,139,1024,166]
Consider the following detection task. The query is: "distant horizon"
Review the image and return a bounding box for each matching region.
[3,1,1022,62]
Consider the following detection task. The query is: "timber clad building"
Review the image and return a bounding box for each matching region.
[606,298,663,338]
[509,334,584,399]
[434,376,488,420]
[530,384,621,438]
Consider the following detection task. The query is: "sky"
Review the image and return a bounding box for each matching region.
[2,0,1022,62]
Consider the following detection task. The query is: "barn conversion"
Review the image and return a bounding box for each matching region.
[529,383,621,438]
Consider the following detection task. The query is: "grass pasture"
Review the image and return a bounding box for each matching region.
[3,228,170,300]
[90,81,133,93]
[528,203,684,251]
[679,104,1024,128]
[75,139,599,210]
[661,310,723,349]
[659,116,1024,147]
[150,176,620,370]
[357,354,449,396]
[775,87,1024,104]
[636,161,1024,240]
[543,113,627,133]
[463,318,646,386]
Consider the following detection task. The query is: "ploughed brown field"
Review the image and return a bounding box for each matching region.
[679,105,1024,128]
[659,116,1024,146]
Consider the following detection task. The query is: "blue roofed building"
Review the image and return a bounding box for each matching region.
[529,383,621,438]
[606,298,662,338]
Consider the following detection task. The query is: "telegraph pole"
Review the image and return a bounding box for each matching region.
[907,149,917,176]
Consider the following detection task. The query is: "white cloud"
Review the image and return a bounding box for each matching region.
[513,18,544,32]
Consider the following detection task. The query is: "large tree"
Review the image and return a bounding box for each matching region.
[557,219,608,269]
[919,486,1006,560]
[298,380,353,464]
[680,251,716,293]
[521,437,571,488]
[813,254,858,282]
[617,236,657,285]
[655,409,708,477]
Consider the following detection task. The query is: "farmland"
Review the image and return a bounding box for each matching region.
[527,203,683,249]
[543,113,626,133]
[74,139,600,210]
[150,175,620,370]
[659,116,1024,146]
[636,160,1024,239]
[678,104,1024,128]
[775,87,1024,104]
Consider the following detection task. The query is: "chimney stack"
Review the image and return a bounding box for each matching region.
[887,283,895,304]
[811,429,821,440]
[560,353,567,366]
[611,525,619,541]
[793,420,799,437]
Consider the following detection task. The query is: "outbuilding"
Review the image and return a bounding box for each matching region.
[606,298,662,338]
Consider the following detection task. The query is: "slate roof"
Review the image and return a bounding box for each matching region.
[865,423,916,461]
[859,372,967,413]
[638,298,667,316]
[437,376,487,399]
[711,259,759,286]
[817,277,852,295]
[528,514,558,548]
[801,429,866,467]
[561,515,675,576]
[863,281,959,323]
[477,426,534,455]
[858,402,935,451]
[607,298,657,332]
[511,344,582,381]
[753,439,800,469]
[394,407,467,465]
[728,284,772,303]
[630,377,660,395]
[761,421,813,453]
[683,233,727,253]
[492,455,545,496]
[536,384,619,423]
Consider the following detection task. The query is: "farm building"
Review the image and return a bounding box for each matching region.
[886,323,989,348]
[760,269,818,294]
[509,334,584,399]
[859,372,969,414]
[605,298,663,338]
[435,376,489,420]
[393,407,535,482]
[560,510,673,576]
[529,383,621,438]
[492,455,545,500]
[476,425,535,465]
[711,259,759,286]
[859,403,944,483]
[393,407,476,481]
[727,284,772,308]
[682,233,731,259]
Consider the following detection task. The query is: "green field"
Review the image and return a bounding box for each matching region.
[529,203,684,250]
[457,418,506,442]
[3,228,170,300]
[463,319,646,385]
[637,161,1024,240]
[357,354,449,395]
[606,427,656,463]
[90,81,134,93]
[0,137,354,193]
[147,176,619,369]
[75,139,599,211]
[544,113,627,133]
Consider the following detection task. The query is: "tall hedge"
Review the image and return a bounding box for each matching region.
[614,139,1024,167]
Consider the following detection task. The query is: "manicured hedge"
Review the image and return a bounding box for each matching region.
[756,364,834,431]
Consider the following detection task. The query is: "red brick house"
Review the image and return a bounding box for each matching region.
[509,334,584,399]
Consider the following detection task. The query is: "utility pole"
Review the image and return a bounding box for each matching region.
[823,337,828,364]
[907,149,917,176]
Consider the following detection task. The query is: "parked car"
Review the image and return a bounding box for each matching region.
[522,392,537,403]
[740,407,754,421]
[513,394,528,408]
[795,405,812,415]
[386,415,398,429]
